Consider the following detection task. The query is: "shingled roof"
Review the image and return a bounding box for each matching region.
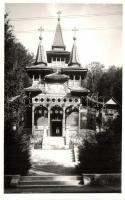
[45,71,69,83]
[68,38,81,67]
[35,36,47,65]
[52,21,65,50]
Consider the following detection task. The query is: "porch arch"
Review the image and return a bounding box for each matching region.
[34,105,48,127]
[50,105,63,136]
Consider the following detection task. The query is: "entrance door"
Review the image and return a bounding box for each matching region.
[51,120,62,136]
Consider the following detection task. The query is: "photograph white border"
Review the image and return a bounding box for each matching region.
[0,0,125,200]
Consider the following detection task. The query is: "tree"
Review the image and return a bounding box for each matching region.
[83,63,122,106]
[97,66,122,104]
[4,14,33,175]
[78,114,121,174]
[83,62,104,93]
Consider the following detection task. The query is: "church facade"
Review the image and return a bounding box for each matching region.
[25,15,90,149]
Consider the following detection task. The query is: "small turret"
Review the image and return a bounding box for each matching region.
[35,26,47,65]
[68,27,81,67]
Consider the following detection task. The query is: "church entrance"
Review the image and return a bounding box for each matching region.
[51,120,62,136]
[50,106,63,137]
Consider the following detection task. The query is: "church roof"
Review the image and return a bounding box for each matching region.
[35,36,47,65]
[68,37,81,67]
[52,21,65,51]
[104,97,119,106]
[61,67,88,78]
[71,87,90,94]
[45,71,69,83]
[24,86,42,92]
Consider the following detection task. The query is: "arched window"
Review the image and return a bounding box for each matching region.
[66,106,79,127]
[34,106,48,126]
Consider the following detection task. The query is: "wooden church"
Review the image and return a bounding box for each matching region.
[25,12,90,149]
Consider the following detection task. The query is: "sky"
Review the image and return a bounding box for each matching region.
[5,3,122,68]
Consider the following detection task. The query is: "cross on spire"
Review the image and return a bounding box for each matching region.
[72,27,78,40]
[38,26,44,40]
[57,10,62,21]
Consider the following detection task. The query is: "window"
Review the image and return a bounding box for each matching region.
[35,98,38,102]
[63,98,67,102]
[35,75,39,81]
[69,98,72,102]
[75,75,80,80]
[46,98,50,102]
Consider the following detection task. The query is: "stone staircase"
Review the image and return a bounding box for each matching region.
[30,148,75,165]
[17,136,81,192]
[42,136,67,149]
[18,175,83,190]
[5,138,82,192]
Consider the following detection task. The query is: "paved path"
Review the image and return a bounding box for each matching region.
[28,161,77,176]
[4,148,121,193]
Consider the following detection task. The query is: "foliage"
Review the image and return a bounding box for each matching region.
[4,13,33,175]
[4,119,31,175]
[78,114,121,174]
[97,66,122,104]
[83,62,122,105]
[83,62,104,93]
[5,13,32,101]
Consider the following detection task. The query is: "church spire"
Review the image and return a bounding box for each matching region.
[68,27,81,67]
[52,11,65,51]
[35,26,47,65]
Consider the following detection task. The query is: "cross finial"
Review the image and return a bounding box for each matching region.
[57,10,62,21]
[72,27,78,41]
[38,26,44,40]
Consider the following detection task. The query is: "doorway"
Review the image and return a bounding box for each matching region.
[50,105,63,137]
[51,120,62,136]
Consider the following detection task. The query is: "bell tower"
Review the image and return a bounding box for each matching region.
[46,11,70,70]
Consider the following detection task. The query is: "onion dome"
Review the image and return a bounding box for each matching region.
[45,72,69,83]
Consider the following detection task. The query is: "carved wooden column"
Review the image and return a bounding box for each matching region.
[63,107,66,137]
[48,107,50,136]
[73,75,75,87]
[33,75,34,83]
[80,76,82,87]
[78,105,81,134]
[32,105,35,135]
[39,75,41,82]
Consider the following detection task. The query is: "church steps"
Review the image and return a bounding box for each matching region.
[18,175,83,188]
[19,180,81,186]
[20,175,81,181]
[42,136,65,149]
[31,149,75,164]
